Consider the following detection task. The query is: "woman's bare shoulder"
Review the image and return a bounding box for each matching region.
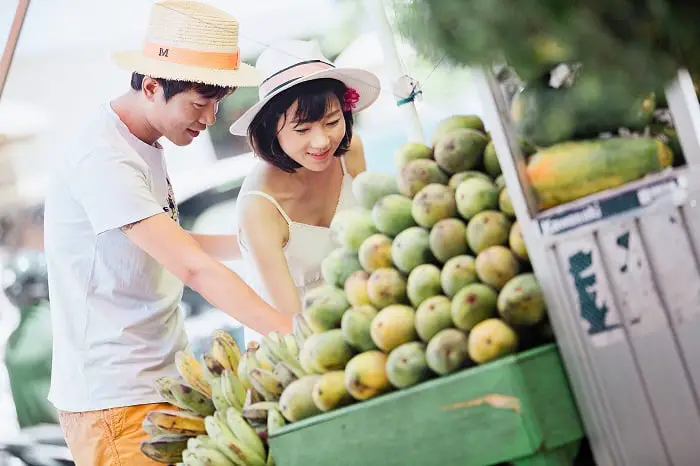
[344,134,367,178]
[238,165,290,245]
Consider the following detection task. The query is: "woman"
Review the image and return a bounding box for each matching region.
[229,40,380,343]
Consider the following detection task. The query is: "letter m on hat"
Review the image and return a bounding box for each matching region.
[159,47,169,57]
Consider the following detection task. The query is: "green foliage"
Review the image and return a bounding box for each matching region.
[392,0,700,93]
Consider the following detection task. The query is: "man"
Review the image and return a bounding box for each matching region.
[42,2,292,464]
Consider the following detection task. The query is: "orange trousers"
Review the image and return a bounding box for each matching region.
[58,402,172,466]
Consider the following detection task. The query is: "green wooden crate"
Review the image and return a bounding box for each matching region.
[269,344,584,466]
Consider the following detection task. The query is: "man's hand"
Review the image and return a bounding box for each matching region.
[189,233,241,261]
[121,213,292,334]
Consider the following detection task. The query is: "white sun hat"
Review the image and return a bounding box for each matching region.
[229,39,381,136]
[112,0,262,87]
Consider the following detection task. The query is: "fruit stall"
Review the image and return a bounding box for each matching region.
[137,3,700,466]
[139,104,586,464]
[471,66,700,466]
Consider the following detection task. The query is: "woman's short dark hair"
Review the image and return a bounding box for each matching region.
[130,72,233,101]
[247,78,354,173]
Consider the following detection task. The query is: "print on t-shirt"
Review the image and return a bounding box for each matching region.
[164,176,179,224]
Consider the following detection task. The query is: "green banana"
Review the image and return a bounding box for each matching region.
[181,449,199,466]
[182,449,209,466]
[292,313,314,349]
[248,368,284,401]
[237,350,260,391]
[205,414,266,466]
[262,334,286,362]
[225,407,267,460]
[277,347,307,380]
[202,416,246,466]
[255,345,278,371]
[220,371,243,412]
[262,334,305,378]
[267,407,287,435]
[273,362,298,389]
[170,382,216,417]
[210,376,234,413]
[186,435,238,466]
[221,369,246,409]
[242,401,279,425]
[140,434,189,464]
[283,334,300,360]
[154,376,189,410]
[186,445,235,466]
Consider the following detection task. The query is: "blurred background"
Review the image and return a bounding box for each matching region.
[0,0,483,451]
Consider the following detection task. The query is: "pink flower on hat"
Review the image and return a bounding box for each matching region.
[343,87,360,112]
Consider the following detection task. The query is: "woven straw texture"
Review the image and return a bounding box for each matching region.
[113,0,261,87]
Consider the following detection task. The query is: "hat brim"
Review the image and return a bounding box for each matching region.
[228,68,381,136]
[112,51,264,88]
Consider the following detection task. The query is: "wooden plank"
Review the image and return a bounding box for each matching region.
[638,207,700,414]
[0,0,30,98]
[597,219,700,465]
[538,248,622,466]
[678,202,700,400]
[555,236,624,348]
[270,345,583,466]
[513,346,583,449]
[554,236,669,465]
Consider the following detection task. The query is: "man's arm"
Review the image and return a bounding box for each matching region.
[188,233,241,261]
[68,150,286,331]
[122,214,292,334]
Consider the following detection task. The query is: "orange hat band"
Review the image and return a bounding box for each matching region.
[143,43,241,70]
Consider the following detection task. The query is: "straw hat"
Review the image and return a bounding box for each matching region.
[229,39,381,136]
[113,0,261,87]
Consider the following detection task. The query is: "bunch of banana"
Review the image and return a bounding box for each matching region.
[242,401,281,426]
[176,351,213,398]
[292,314,314,353]
[140,433,190,464]
[204,330,243,376]
[142,331,249,464]
[141,329,304,464]
[145,409,208,436]
[140,410,209,464]
[179,407,272,466]
[236,332,308,406]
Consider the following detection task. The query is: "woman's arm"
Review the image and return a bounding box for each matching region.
[344,133,367,178]
[237,195,303,316]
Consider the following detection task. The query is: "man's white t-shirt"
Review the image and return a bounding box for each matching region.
[43,103,188,412]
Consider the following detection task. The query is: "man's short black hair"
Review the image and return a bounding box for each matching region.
[130,72,234,101]
[247,78,354,173]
